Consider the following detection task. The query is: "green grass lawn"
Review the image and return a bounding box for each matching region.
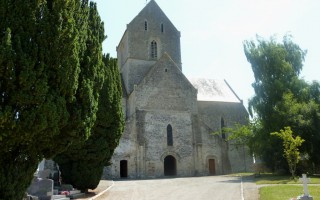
[260,185,320,200]
[230,173,320,199]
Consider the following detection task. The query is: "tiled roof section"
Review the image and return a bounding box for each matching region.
[188,78,241,103]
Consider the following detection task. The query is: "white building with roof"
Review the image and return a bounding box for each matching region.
[103,0,252,179]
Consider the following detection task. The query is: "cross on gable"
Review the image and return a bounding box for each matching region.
[299,174,310,196]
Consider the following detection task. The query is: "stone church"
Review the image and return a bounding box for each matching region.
[103,0,252,179]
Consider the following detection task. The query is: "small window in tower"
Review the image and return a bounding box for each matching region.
[161,23,164,33]
[165,68,168,72]
[145,21,148,31]
[151,40,157,59]
[221,118,226,140]
[167,124,173,146]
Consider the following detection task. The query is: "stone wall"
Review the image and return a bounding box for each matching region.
[117,31,129,70]
[120,59,156,94]
[104,116,139,179]
[197,101,248,131]
[142,110,194,177]
[196,101,252,174]
[135,53,197,113]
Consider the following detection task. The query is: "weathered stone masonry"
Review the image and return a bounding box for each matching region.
[103,0,253,179]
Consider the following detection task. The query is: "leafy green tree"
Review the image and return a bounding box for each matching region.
[54,55,124,192]
[220,122,254,147]
[0,1,104,199]
[275,92,320,168]
[271,127,304,179]
[243,35,308,170]
[306,81,320,166]
[244,35,307,122]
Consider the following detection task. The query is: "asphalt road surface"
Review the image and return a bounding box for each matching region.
[95,175,248,200]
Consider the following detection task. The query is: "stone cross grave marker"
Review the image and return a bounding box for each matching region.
[299,174,310,197]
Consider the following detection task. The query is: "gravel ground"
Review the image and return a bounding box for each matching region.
[242,176,260,200]
[94,176,259,200]
[76,176,260,200]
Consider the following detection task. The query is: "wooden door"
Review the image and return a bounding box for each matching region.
[209,159,216,175]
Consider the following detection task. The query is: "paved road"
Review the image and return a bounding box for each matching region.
[95,176,248,200]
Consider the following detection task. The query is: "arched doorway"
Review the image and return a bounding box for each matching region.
[120,160,128,178]
[164,155,177,176]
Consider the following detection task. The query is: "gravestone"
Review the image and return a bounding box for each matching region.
[27,179,54,200]
[297,174,313,200]
[38,159,45,171]
[51,170,61,187]
[60,184,73,191]
[38,169,51,179]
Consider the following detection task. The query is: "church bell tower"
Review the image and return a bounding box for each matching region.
[117,0,182,94]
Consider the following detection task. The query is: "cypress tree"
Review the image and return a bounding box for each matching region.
[55,51,124,191]
[0,1,103,199]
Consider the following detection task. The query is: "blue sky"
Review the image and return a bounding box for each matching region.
[94,0,320,109]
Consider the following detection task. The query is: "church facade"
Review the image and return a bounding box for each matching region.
[103,0,252,179]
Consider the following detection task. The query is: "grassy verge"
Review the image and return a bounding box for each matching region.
[227,172,255,177]
[228,173,320,199]
[260,185,320,200]
[254,173,320,184]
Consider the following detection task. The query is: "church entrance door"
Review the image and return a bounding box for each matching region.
[164,155,177,176]
[120,160,128,178]
[209,159,216,175]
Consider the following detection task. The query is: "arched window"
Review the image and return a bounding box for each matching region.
[151,40,157,59]
[221,118,226,139]
[167,124,173,146]
[144,21,148,31]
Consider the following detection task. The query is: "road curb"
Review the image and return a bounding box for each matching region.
[89,180,114,200]
[240,176,244,200]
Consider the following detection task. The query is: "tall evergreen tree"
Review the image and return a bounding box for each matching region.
[0,1,104,199]
[55,54,124,191]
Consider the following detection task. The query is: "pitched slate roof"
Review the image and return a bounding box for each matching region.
[188,78,241,103]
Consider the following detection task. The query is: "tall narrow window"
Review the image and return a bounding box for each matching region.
[151,40,157,59]
[221,118,226,139]
[161,23,164,33]
[145,21,148,30]
[120,160,128,178]
[167,124,173,146]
